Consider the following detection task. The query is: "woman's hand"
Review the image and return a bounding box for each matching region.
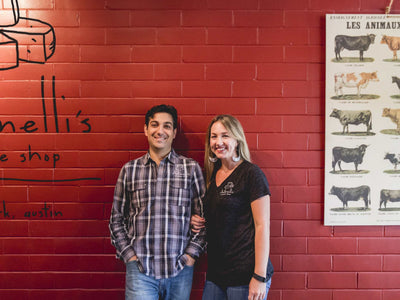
[248,277,266,300]
[190,214,205,233]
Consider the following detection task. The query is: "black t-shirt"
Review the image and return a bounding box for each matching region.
[205,160,274,288]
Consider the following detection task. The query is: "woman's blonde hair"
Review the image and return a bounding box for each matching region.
[204,115,251,186]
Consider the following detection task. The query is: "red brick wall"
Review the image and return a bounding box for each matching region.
[1,0,400,299]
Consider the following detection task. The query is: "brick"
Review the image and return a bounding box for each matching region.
[283,290,332,300]
[234,46,283,62]
[258,63,307,80]
[310,0,360,11]
[132,81,181,97]
[54,63,106,80]
[105,0,207,9]
[359,272,400,289]
[55,28,105,45]
[158,28,206,45]
[105,63,153,80]
[133,46,181,62]
[285,46,324,63]
[252,151,283,168]
[0,255,29,271]
[0,290,28,299]
[307,203,323,220]
[285,11,324,27]
[106,28,157,45]
[0,186,27,202]
[207,0,258,9]
[271,203,307,220]
[259,133,308,150]
[80,10,130,27]
[233,81,282,97]
[183,46,232,62]
[53,203,104,220]
[385,227,400,237]
[154,63,204,80]
[283,254,331,271]
[309,168,323,186]
[271,272,306,289]
[28,186,77,203]
[79,186,115,203]
[308,272,357,288]
[260,0,309,9]
[333,290,381,300]
[50,46,80,62]
[309,133,324,150]
[264,168,307,186]
[28,10,80,27]
[2,238,55,254]
[334,226,384,237]
[81,81,131,98]
[208,28,257,45]
[284,220,332,237]
[0,221,29,236]
[131,10,180,27]
[206,63,255,80]
[29,220,108,237]
[384,290,400,300]
[283,151,323,168]
[359,238,400,254]
[54,237,105,254]
[334,255,382,271]
[55,0,104,9]
[81,46,131,63]
[256,98,306,115]
[234,11,283,27]
[183,10,232,26]
[260,28,309,45]
[30,290,124,300]
[283,81,322,98]
[8,0,53,9]
[308,238,357,254]
[270,237,307,254]
[182,81,231,97]
[237,115,281,132]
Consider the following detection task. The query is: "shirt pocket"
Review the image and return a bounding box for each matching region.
[169,179,191,208]
[127,182,148,209]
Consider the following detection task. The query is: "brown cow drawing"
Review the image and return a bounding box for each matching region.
[381,35,400,60]
[382,108,400,132]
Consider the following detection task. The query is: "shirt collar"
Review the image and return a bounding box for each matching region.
[143,148,179,165]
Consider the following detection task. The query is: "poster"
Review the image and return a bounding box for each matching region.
[325,14,400,225]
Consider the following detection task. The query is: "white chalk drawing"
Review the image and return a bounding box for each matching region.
[0,0,56,70]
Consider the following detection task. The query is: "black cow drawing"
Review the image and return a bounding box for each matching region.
[332,144,368,172]
[392,76,400,91]
[335,34,376,61]
[380,189,400,209]
[330,185,371,209]
[330,109,372,134]
[384,153,400,170]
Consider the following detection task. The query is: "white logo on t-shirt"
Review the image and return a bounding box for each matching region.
[220,182,234,196]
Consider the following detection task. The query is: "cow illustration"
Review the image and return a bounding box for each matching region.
[380,189,400,209]
[392,76,400,92]
[334,72,379,97]
[381,35,400,60]
[334,34,375,61]
[332,144,368,172]
[330,109,372,134]
[330,185,371,209]
[384,153,400,170]
[382,108,400,132]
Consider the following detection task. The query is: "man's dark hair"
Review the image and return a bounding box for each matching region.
[145,104,178,129]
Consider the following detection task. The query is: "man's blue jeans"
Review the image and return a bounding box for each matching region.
[125,260,194,300]
[202,278,272,300]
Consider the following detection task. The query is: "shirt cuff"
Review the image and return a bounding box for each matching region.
[121,246,136,264]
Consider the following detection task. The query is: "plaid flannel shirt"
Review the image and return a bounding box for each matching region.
[109,149,206,279]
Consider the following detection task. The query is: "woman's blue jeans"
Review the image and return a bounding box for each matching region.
[202,278,272,300]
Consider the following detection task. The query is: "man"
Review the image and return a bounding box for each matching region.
[109,104,206,300]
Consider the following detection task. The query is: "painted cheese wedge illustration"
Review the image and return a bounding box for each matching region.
[0,17,56,64]
[0,32,19,70]
[0,0,20,27]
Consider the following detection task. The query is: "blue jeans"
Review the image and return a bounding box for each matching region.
[125,260,194,300]
[202,278,272,300]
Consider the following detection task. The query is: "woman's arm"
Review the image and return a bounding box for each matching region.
[248,195,270,300]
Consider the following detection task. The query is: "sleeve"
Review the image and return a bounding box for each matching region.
[109,165,136,263]
[184,162,207,259]
[248,164,271,203]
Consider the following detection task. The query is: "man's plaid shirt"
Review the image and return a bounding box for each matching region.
[109,149,206,279]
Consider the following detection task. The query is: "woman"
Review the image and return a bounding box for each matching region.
[192,115,273,300]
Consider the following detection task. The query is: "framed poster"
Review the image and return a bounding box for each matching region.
[325,14,400,226]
